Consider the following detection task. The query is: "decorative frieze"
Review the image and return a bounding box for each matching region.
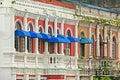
[14,0,76,20]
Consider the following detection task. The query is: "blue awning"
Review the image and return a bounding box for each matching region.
[40,33,51,39]
[67,36,79,42]
[29,31,42,38]
[45,34,70,43]
[80,38,93,44]
[15,30,30,37]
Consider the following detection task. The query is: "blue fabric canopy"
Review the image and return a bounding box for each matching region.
[40,33,51,39]
[67,36,79,42]
[45,34,70,43]
[29,31,42,38]
[15,30,30,37]
[80,38,93,44]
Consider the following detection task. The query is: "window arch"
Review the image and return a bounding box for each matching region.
[91,35,94,57]
[99,35,103,58]
[80,31,85,57]
[38,26,44,53]
[48,26,54,54]
[15,21,25,52]
[80,31,85,38]
[27,23,35,53]
[112,36,116,58]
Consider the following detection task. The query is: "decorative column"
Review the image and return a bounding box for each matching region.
[109,28,112,58]
[54,17,58,54]
[103,26,107,57]
[24,74,29,80]
[24,13,28,53]
[35,16,39,54]
[75,20,79,70]
[96,24,100,57]
[61,19,64,55]
[75,20,78,58]
[44,17,49,54]
[89,23,92,58]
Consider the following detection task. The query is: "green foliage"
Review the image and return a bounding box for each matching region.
[11,0,15,4]
[100,76,111,80]
[93,77,99,80]
[78,55,84,59]
[80,35,86,38]
[78,65,81,69]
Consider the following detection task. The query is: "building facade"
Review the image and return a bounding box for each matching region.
[0,0,120,80]
[0,0,79,80]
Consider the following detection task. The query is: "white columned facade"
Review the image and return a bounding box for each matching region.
[24,13,28,53]
[89,23,92,58]
[35,16,39,54]
[104,26,107,57]
[54,17,58,54]
[110,28,112,58]
[61,19,64,55]
[96,24,100,57]
[44,17,49,54]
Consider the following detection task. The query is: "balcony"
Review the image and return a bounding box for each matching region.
[77,57,119,76]
[4,52,77,69]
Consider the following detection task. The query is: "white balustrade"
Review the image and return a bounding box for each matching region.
[4,52,76,69]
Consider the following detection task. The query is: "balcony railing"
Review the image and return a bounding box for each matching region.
[4,52,77,69]
[77,58,119,76]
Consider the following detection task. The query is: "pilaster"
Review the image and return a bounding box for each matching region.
[61,19,64,55]
[54,17,58,54]
[44,16,49,54]
[96,24,100,57]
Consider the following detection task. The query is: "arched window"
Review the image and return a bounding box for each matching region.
[91,35,94,57]
[66,29,71,49]
[27,23,34,53]
[80,31,85,57]
[48,26,54,54]
[99,35,104,58]
[38,27,43,53]
[15,22,25,52]
[112,37,116,58]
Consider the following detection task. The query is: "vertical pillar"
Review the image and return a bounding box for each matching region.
[35,17,39,54]
[61,19,64,55]
[75,20,78,58]
[24,74,29,80]
[12,74,16,80]
[89,23,92,58]
[54,17,58,54]
[110,28,112,58]
[96,24,100,57]
[104,26,107,57]
[44,17,49,54]
[36,74,40,80]
[24,13,28,53]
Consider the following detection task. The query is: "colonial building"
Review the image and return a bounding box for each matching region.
[0,0,79,80]
[0,0,120,80]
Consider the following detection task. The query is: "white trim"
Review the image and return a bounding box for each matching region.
[39,25,44,32]
[15,19,24,30]
[48,25,53,35]
[65,28,73,36]
[27,21,35,31]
